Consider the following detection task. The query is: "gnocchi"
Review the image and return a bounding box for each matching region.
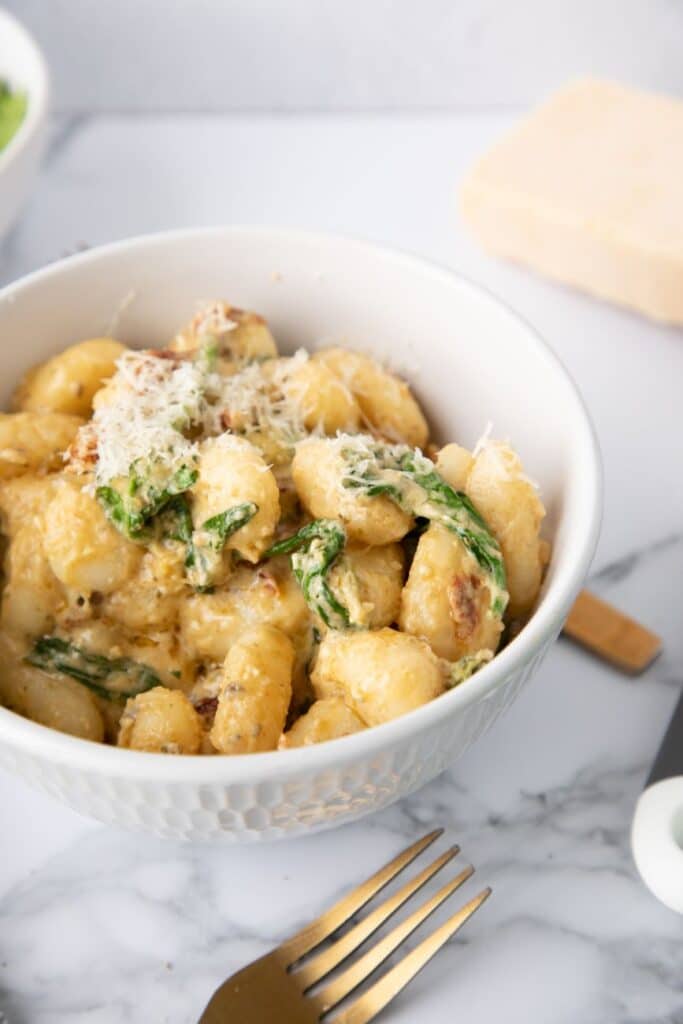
[311,628,446,727]
[12,338,126,417]
[292,437,412,545]
[171,301,277,370]
[273,357,362,435]
[42,479,142,595]
[0,633,104,741]
[280,697,365,748]
[0,473,57,538]
[210,625,294,754]
[1,525,63,637]
[315,348,428,447]
[328,543,405,630]
[0,412,83,480]
[465,441,546,619]
[179,558,310,663]
[118,687,202,754]
[399,523,503,660]
[0,300,548,752]
[191,435,280,567]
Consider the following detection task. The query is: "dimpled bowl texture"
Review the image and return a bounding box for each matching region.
[0,228,601,841]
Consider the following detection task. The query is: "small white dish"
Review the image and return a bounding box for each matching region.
[0,7,49,239]
[0,227,602,841]
[632,777,683,914]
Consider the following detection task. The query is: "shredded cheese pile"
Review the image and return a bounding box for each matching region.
[189,301,239,340]
[68,341,312,488]
[204,349,309,443]
[90,351,212,485]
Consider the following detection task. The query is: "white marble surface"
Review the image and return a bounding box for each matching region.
[6,0,683,112]
[0,109,682,1023]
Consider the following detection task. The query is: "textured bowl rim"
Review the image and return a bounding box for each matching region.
[0,226,602,781]
[0,7,49,174]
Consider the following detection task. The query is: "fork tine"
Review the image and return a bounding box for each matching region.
[333,887,492,1024]
[311,864,475,1015]
[280,830,442,962]
[295,845,459,990]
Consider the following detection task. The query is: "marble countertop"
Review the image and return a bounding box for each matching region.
[1,111,682,1024]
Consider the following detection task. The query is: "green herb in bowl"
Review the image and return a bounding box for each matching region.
[0,80,27,151]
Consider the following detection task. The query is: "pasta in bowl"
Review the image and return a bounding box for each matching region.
[0,303,547,755]
[0,228,600,839]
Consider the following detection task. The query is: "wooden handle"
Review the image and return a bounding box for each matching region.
[563,589,662,675]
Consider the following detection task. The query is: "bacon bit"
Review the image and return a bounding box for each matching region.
[189,301,245,339]
[448,574,482,639]
[65,423,99,472]
[256,569,279,594]
[153,348,186,362]
[194,696,219,721]
[219,409,232,431]
[210,304,263,326]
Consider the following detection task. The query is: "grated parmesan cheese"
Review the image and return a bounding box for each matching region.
[472,421,494,459]
[189,300,239,340]
[74,350,214,486]
[206,349,309,445]
[68,341,316,491]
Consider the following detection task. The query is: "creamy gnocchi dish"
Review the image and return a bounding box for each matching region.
[0,301,548,755]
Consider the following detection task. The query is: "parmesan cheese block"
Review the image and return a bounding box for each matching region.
[460,78,683,324]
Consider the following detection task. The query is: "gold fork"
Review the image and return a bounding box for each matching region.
[198,830,491,1023]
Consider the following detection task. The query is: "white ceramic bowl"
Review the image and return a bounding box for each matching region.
[0,228,601,841]
[0,7,49,238]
